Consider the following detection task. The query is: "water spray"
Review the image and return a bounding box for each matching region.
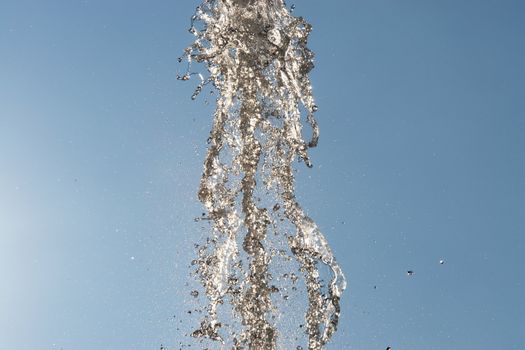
[179,1,346,348]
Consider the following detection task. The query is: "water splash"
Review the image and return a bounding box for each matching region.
[180,1,346,349]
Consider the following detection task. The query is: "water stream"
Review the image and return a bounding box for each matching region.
[179,1,346,349]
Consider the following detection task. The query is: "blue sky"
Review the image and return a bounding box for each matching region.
[0,1,523,349]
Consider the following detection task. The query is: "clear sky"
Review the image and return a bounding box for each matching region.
[0,1,523,349]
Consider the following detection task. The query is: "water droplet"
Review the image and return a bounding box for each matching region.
[312,104,318,112]
[191,290,199,298]
[407,270,414,276]
[267,28,282,46]
[191,86,202,100]
[439,259,445,265]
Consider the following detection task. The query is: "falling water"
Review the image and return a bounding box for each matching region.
[179,1,346,349]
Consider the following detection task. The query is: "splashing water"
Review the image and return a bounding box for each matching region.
[179,1,346,349]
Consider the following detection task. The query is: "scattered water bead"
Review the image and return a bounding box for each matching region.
[407,270,414,276]
[177,74,190,81]
[439,259,445,265]
[190,290,199,298]
[305,159,313,168]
